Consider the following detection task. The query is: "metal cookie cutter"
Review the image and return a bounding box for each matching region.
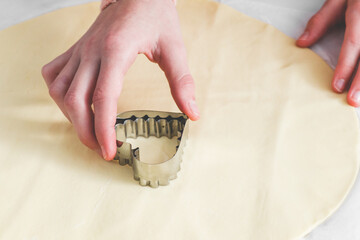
[114,110,189,188]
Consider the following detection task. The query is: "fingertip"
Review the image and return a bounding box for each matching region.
[189,115,200,121]
[174,96,200,121]
[347,90,360,107]
[106,148,117,161]
[99,137,117,161]
[296,31,312,48]
[188,113,200,121]
[104,156,115,161]
[332,86,343,94]
[186,99,200,121]
[296,40,310,48]
[170,75,200,121]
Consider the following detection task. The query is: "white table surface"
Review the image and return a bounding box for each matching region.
[1,0,359,239]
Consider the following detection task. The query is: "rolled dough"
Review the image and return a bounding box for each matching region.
[0,0,359,239]
[127,136,179,164]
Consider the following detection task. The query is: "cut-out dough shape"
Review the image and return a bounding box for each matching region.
[0,0,359,239]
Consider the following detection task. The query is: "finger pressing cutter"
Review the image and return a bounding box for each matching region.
[113,110,189,188]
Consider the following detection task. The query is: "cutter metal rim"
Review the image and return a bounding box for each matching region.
[114,110,189,188]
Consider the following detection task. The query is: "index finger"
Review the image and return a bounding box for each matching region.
[93,49,136,160]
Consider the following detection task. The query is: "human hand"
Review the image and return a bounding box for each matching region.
[41,0,200,160]
[296,0,360,106]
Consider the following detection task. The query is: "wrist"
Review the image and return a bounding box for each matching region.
[100,0,116,11]
[100,0,177,11]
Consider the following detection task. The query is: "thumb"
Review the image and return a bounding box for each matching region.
[157,40,200,121]
[296,0,345,48]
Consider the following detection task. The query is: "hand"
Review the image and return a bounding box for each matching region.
[41,0,200,160]
[296,0,360,106]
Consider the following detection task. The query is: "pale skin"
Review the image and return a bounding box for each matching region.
[297,0,360,106]
[42,0,357,160]
[41,0,200,160]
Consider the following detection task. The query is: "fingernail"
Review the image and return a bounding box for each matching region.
[188,99,200,119]
[335,78,346,92]
[100,145,107,160]
[299,31,309,41]
[352,90,360,103]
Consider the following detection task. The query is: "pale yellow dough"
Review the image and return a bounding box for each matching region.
[0,0,359,239]
[127,136,179,164]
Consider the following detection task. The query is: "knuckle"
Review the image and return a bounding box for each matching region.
[49,85,60,100]
[41,63,52,80]
[48,83,62,100]
[102,34,120,52]
[104,33,118,45]
[64,92,81,110]
[80,51,95,63]
[347,36,360,47]
[308,13,324,27]
[176,74,194,88]
[82,37,97,51]
[92,87,108,104]
[48,75,69,100]
[103,34,117,49]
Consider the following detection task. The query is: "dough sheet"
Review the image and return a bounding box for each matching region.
[0,0,359,239]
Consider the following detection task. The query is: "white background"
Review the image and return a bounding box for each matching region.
[1,0,359,239]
